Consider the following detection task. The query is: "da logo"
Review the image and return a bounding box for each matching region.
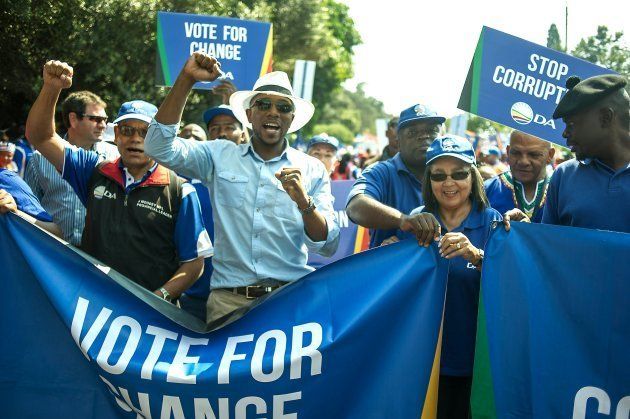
[510,102,556,129]
[511,102,534,124]
[414,104,426,116]
[93,186,116,200]
[442,138,456,151]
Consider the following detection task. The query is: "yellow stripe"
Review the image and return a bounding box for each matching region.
[260,25,274,77]
[353,226,366,253]
[421,317,443,418]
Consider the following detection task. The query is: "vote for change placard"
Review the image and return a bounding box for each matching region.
[156,11,273,90]
[458,26,617,146]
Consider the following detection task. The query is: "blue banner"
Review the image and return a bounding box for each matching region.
[308,180,361,269]
[0,213,446,418]
[481,223,630,418]
[458,27,617,146]
[156,11,273,90]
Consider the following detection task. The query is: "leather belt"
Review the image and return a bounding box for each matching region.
[227,284,284,299]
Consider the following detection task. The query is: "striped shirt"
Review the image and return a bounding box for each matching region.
[25,139,119,245]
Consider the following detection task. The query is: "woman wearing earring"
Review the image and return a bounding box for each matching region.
[411,135,501,419]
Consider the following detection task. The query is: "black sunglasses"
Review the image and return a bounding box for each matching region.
[429,170,471,182]
[118,125,148,138]
[251,98,294,114]
[79,113,108,124]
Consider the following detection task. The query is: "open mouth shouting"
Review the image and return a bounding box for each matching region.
[126,146,144,156]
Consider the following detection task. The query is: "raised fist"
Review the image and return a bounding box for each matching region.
[43,60,73,89]
[183,52,222,83]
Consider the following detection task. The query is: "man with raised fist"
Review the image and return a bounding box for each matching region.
[145,52,340,324]
[25,60,213,304]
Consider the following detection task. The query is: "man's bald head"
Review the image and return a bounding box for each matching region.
[507,131,555,185]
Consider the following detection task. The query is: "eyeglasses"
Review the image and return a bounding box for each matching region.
[79,114,108,124]
[118,125,148,138]
[251,98,294,114]
[429,170,471,182]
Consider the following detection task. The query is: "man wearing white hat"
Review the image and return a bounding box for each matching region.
[145,52,340,325]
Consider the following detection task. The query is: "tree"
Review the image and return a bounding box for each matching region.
[0,0,364,130]
[547,23,564,52]
[571,26,629,79]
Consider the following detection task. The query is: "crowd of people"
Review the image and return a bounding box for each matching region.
[0,51,628,418]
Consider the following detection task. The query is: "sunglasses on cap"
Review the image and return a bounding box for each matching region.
[79,113,108,124]
[429,170,471,182]
[118,125,148,138]
[251,98,294,114]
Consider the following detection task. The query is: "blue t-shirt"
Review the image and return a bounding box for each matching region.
[484,172,547,223]
[542,159,630,233]
[412,204,502,376]
[0,168,52,222]
[181,178,214,299]
[62,147,213,262]
[347,154,423,248]
[12,138,34,178]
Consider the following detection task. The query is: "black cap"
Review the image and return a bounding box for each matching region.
[553,74,627,119]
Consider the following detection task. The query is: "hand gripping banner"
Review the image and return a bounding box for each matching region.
[0,213,447,419]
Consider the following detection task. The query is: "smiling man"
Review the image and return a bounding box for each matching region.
[144,52,340,324]
[25,60,213,302]
[543,74,630,233]
[484,130,555,222]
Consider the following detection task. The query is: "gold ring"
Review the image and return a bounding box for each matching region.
[456,242,461,249]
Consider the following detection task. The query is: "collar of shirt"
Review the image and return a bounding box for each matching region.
[118,160,158,190]
[240,138,290,163]
[581,158,630,174]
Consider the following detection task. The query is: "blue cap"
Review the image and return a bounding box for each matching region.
[426,135,476,165]
[398,104,446,130]
[113,100,157,124]
[487,145,501,156]
[203,105,237,126]
[307,135,339,151]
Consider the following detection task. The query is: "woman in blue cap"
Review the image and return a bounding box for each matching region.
[411,135,501,418]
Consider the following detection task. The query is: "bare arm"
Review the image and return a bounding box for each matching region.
[347,194,441,247]
[153,257,205,300]
[25,60,73,172]
[0,189,62,237]
[155,52,221,125]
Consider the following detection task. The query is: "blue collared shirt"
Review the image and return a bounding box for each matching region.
[144,120,340,289]
[346,154,424,248]
[543,158,630,233]
[411,204,502,376]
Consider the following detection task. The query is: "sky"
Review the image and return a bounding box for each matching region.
[341,0,629,117]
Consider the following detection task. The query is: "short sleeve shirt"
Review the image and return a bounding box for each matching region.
[347,154,424,248]
[542,159,630,233]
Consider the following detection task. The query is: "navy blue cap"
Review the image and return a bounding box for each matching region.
[203,105,237,126]
[307,135,339,151]
[398,104,446,130]
[113,100,157,124]
[426,135,476,165]
[487,145,501,156]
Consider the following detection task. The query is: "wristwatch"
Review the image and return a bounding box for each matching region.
[159,287,172,303]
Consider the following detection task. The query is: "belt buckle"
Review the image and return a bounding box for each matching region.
[245,286,257,299]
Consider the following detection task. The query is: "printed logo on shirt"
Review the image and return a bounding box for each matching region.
[93,185,116,200]
[136,200,173,219]
[466,262,476,270]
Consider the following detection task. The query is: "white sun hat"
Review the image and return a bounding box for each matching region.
[229,71,315,133]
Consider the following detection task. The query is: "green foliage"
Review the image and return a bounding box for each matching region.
[0,0,364,131]
[311,123,354,145]
[466,114,508,134]
[547,23,564,52]
[571,26,630,79]
[315,83,388,138]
